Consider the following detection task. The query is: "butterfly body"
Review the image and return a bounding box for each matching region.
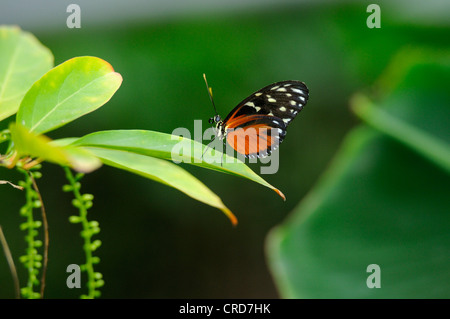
[207,80,309,159]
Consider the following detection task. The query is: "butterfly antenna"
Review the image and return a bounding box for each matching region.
[203,73,219,116]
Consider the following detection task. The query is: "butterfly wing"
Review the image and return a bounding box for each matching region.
[223,80,309,158]
[225,115,286,158]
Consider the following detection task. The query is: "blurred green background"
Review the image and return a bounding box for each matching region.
[1,0,449,298]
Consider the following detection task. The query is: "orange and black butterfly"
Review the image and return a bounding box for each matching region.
[203,74,309,160]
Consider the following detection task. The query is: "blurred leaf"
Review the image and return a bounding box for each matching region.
[267,127,450,298]
[9,123,101,173]
[85,146,237,225]
[266,53,450,298]
[352,94,450,173]
[68,129,286,200]
[62,146,103,173]
[0,26,53,122]
[16,56,122,134]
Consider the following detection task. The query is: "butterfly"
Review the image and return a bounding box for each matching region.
[203,74,309,160]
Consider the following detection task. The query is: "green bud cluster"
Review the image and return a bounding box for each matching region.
[63,167,103,299]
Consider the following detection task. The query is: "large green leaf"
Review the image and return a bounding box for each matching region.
[16,56,122,134]
[69,129,286,200]
[266,53,450,298]
[0,26,53,122]
[85,147,237,225]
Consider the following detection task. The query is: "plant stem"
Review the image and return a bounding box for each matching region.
[0,225,20,299]
[29,173,49,298]
[18,167,42,299]
[63,166,102,298]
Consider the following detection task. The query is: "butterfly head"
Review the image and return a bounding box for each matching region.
[209,114,226,139]
[208,114,222,124]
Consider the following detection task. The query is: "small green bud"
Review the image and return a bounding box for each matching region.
[20,206,28,216]
[20,222,29,230]
[69,215,81,223]
[89,220,99,228]
[72,199,82,208]
[96,280,105,288]
[20,287,29,296]
[94,272,103,280]
[30,164,42,171]
[32,171,42,179]
[34,240,43,247]
[33,200,42,208]
[62,184,73,192]
[82,193,94,201]
[91,239,102,250]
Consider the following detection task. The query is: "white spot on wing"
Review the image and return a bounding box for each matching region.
[271,85,280,90]
[255,106,261,111]
[290,100,296,106]
[255,92,262,96]
[245,101,255,107]
[277,87,287,92]
[286,93,292,97]
[268,98,277,103]
[283,118,290,124]
[291,88,305,94]
[279,106,286,112]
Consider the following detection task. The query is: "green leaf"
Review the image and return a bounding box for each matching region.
[68,129,286,200]
[266,52,450,298]
[10,123,68,165]
[63,146,103,173]
[85,147,238,225]
[16,56,122,134]
[9,123,101,173]
[352,94,450,173]
[267,128,450,298]
[0,26,53,122]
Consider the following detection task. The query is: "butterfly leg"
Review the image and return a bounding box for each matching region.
[201,136,216,160]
